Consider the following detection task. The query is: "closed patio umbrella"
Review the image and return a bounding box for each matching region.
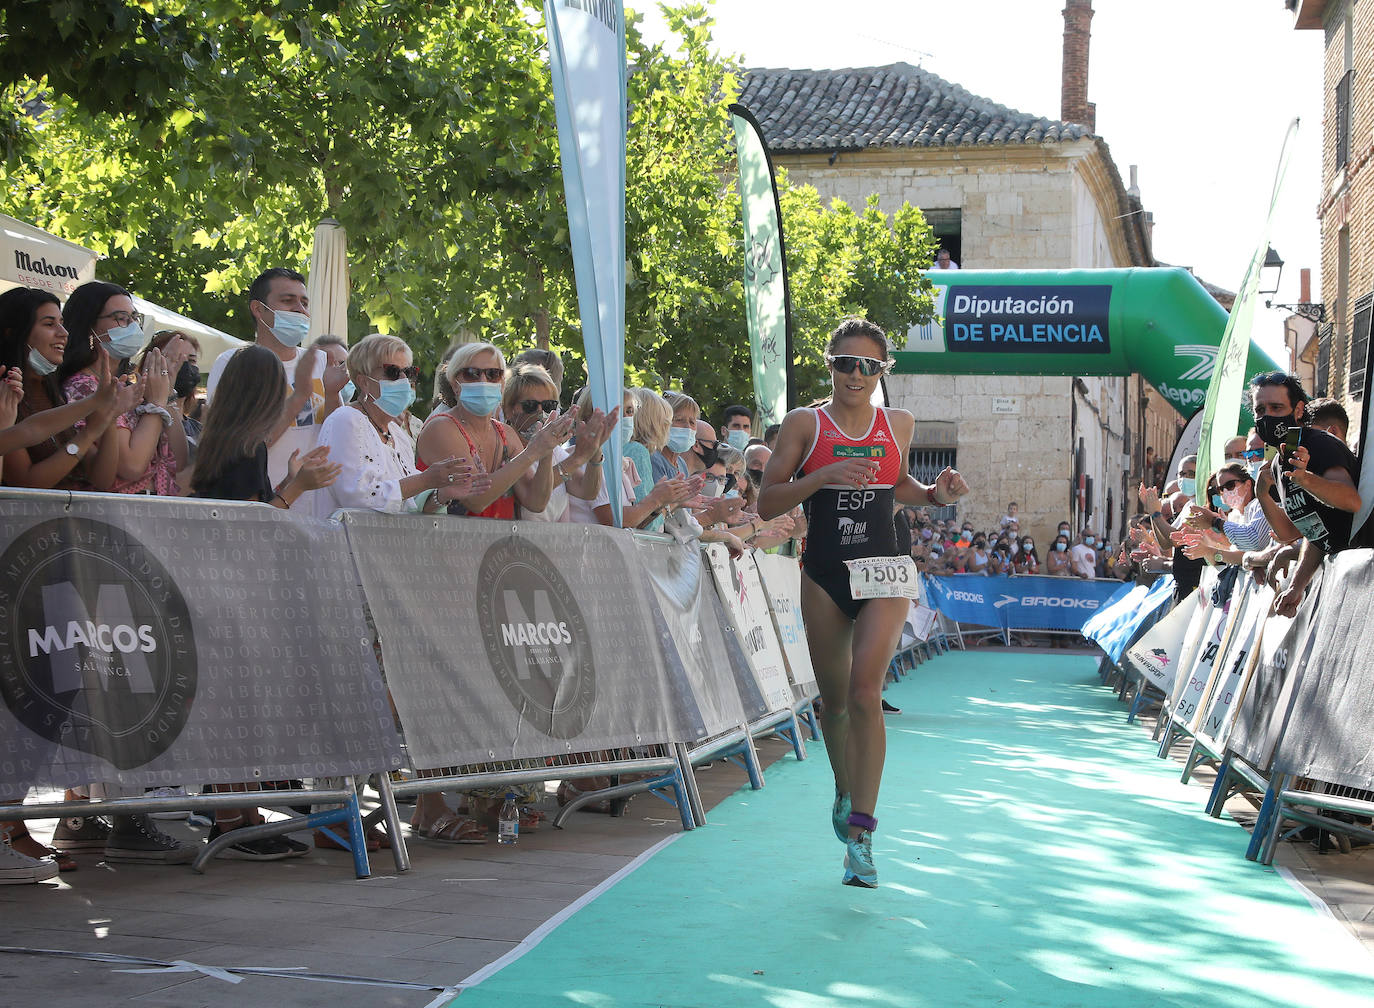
[306,218,350,344]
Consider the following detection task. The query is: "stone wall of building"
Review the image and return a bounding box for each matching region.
[778,140,1162,551]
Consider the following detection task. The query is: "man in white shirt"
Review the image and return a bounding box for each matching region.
[206,268,347,516]
[1068,530,1098,579]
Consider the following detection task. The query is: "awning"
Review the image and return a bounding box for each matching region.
[133,297,247,374]
[0,213,98,298]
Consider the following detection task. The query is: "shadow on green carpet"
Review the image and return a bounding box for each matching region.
[451,651,1374,1007]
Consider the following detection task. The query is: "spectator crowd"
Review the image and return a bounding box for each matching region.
[0,270,805,883]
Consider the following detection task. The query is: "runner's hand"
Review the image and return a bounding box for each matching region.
[818,458,878,489]
[933,466,969,502]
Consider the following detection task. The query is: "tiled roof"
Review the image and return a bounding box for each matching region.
[738,63,1090,152]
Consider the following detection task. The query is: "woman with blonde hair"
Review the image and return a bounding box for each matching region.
[416,342,572,519]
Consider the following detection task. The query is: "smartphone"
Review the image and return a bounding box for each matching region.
[1280,425,1301,470]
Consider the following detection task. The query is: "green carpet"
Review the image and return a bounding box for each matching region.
[453,652,1374,1007]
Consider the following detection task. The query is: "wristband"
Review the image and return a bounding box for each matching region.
[272,492,290,509]
[1150,511,1162,520]
[925,485,939,505]
[135,402,173,427]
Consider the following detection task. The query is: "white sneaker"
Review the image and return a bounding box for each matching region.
[1,830,59,884]
[145,786,191,820]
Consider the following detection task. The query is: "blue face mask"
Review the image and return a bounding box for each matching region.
[27,346,57,376]
[458,381,502,416]
[1084,536,1096,547]
[666,427,695,454]
[1210,493,1224,509]
[1055,542,1068,552]
[1247,461,1263,482]
[265,307,310,348]
[1179,477,1197,497]
[620,416,636,442]
[726,429,750,451]
[373,376,416,418]
[101,321,145,359]
[341,381,356,403]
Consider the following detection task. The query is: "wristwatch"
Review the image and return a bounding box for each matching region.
[1213,552,1225,565]
[64,442,79,457]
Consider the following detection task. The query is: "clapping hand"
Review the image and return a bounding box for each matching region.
[0,366,23,427]
[526,408,576,459]
[427,456,477,499]
[293,347,321,395]
[286,445,343,491]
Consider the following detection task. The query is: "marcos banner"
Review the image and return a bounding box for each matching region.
[921,573,1128,632]
[0,498,402,801]
[729,104,793,429]
[340,512,677,768]
[545,0,628,523]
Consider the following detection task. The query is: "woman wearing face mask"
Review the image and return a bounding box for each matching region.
[501,364,590,523]
[1181,463,1272,559]
[316,334,477,516]
[655,391,700,480]
[416,342,573,519]
[0,287,141,491]
[152,330,205,466]
[64,286,196,496]
[623,388,697,533]
[1046,534,1072,576]
[1014,537,1040,575]
[967,535,989,574]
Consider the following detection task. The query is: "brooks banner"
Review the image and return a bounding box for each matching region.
[545,0,628,523]
[729,104,793,429]
[0,498,402,801]
[921,574,1128,632]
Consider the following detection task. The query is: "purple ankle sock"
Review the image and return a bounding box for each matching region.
[846,812,877,833]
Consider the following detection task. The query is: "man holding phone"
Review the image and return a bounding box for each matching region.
[1248,371,1361,616]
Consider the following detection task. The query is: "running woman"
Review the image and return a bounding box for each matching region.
[758,318,969,887]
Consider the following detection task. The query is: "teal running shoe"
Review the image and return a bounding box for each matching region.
[842,830,877,888]
[832,792,851,842]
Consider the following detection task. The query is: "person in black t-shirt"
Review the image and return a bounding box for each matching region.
[1247,371,1362,618]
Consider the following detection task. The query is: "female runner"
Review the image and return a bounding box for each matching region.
[758,318,969,887]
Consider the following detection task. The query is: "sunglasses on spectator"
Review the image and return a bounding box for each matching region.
[826,355,892,376]
[1241,449,1264,460]
[1180,470,1196,478]
[456,366,505,383]
[1218,478,1247,492]
[696,438,718,451]
[380,364,420,382]
[517,398,559,414]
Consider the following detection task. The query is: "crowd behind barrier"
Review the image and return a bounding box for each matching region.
[0,490,821,878]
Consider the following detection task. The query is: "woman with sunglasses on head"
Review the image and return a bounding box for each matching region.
[758,317,969,888]
[416,342,574,520]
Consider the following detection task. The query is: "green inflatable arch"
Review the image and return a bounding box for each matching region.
[893,268,1285,416]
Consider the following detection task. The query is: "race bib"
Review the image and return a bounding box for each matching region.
[844,555,920,600]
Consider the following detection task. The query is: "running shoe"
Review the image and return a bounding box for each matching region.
[832,792,851,842]
[843,830,877,888]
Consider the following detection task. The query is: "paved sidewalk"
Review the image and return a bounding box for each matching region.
[0,739,796,1008]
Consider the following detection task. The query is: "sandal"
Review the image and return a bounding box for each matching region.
[409,812,488,845]
[313,828,382,853]
[7,826,77,872]
[556,781,613,815]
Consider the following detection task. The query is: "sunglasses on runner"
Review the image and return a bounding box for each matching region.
[517,398,559,414]
[826,355,892,376]
[381,364,420,382]
[456,366,505,383]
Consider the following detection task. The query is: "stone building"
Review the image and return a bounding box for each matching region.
[738,1,1181,551]
[1291,0,1373,451]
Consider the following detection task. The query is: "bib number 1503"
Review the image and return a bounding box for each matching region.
[844,556,920,600]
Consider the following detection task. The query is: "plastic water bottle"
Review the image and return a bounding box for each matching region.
[497,792,519,845]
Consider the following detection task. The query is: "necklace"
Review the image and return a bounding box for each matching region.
[353,402,393,443]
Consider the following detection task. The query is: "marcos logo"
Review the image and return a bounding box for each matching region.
[0,517,196,769]
[476,536,596,739]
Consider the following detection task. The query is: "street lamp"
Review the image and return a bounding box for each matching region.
[1259,245,1284,297]
[1261,245,1327,322]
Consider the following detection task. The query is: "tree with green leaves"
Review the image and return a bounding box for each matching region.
[1,1,935,418]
